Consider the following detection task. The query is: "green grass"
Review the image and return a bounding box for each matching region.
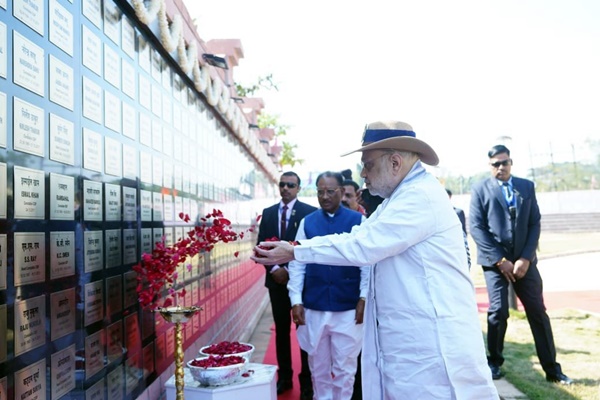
[471,232,600,399]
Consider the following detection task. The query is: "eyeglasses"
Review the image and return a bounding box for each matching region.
[279,182,298,189]
[361,153,389,172]
[317,188,340,197]
[490,159,512,168]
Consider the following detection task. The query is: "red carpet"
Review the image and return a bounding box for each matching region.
[263,323,302,400]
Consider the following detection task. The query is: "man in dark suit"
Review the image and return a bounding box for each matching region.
[257,171,317,398]
[470,144,571,385]
[446,188,466,233]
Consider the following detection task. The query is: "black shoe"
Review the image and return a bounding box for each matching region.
[489,364,504,380]
[546,373,573,385]
[300,387,314,400]
[277,379,293,394]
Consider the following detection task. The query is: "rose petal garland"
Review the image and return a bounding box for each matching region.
[133,211,243,309]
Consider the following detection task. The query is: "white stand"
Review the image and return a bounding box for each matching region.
[165,363,277,400]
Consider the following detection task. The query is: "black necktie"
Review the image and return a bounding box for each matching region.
[280,205,288,238]
[502,182,514,206]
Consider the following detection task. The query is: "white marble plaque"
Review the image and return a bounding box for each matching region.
[151,49,161,82]
[82,77,103,123]
[152,156,163,186]
[0,163,6,218]
[50,0,74,55]
[106,275,122,316]
[123,271,137,309]
[139,151,152,184]
[13,97,45,157]
[0,235,6,290]
[85,330,105,379]
[0,23,6,78]
[183,197,190,219]
[105,229,121,268]
[174,196,183,219]
[163,161,172,189]
[85,280,104,326]
[14,232,45,286]
[104,44,121,89]
[172,103,181,133]
[123,144,137,179]
[49,113,75,165]
[104,91,121,133]
[162,97,172,125]
[123,228,137,264]
[163,195,174,222]
[50,172,74,220]
[173,164,181,190]
[105,183,121,221]
[121,17,135,59]
[103,0,121,45]
[0,91,6,148]
[13,0,44,35]
[14,295,46,356]
[51,344,76,399]
[152,229,163,249]
[139,112,151,146]
[140,228,152,254]
[106,321,123,363]
[83,127,103,172]
[161,64,171,91]
[0,305,6,363]
[151,85,162,117]
[126,351,141,394]
[86,377,105,400]
[83,179,103,220]
[49,56,75,110]
[14,166,45,219]
[152,119,162,151]
[138,35,150,72]
[107,365,124,400]
[84,230,103,272]
[122,102,136,139]
[138,75,151,110]
[50,231,75,279]
[152,192,163,221]
[82,0,102,28]
[140,191,152,221]
[105,136,122,176]
[82,26,102,76]
[15,358,46,400]
[142,343,154,378]
[50,288,75,341]
[163,128,173,157]
[122,187,136,221]
[122,60,136,99]
[13,31,44,95]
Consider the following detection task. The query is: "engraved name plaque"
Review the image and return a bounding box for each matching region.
[49,113,75,165]
[84,280,104,326]
[14,98,45,157]
[50,173,75,220]
[84,230,103,273]
[83,179,103,220]
[15,358,46,400]
[50,288,76,341]
[105,229,122,269]
[105,183,121,221]
[49,56,75,111]
[14,232,45,286]
[106,275,123,316]
[50,231,75,279]
[122,187,136,221]
[13,31,45,95]
[123,229,137,265]
[85,330,105,379]
[15,295,46,356]
[51,344,76,399]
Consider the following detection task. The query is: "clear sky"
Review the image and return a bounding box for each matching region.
[183,0,600,181]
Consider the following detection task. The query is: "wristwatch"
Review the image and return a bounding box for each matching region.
[495,257,507,267]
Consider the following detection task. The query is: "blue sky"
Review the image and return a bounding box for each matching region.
[184,0,600,180]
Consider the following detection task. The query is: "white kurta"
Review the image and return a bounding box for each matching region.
[294,162,498,399]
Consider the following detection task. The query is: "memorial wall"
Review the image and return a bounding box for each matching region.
[0,0,277,399]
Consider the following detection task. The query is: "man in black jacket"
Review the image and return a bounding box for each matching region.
[256,171,317,398]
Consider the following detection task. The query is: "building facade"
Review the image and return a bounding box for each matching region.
[0,0,278,398]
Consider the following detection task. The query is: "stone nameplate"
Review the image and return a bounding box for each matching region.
[15,358,46,400]
[140,228,152,255]
[82,25,102,76]
[107,365,124,400]
[83,76,103,123]
[0,235,5,290]
[84,280,104,326]
[0,305,6,363]
[103,0,121,45]
[0,163,5,218]
[49,113,75,165]
[105,136,122,176]
[104,90,122,133]
[0,91,6,148]
[152,192,163,221]
[13,31,44,95]
[86,378,105,400]
[139,151,151,184]
[123,187,136,221]
[105,183,121,221]
[106,321,123,364]
[122,102,136,139]
[123,144,137,179]
[14,232,45,286]
[50,288,76,341]
[85,329,105,379]
[82,0,102,28]
[15,295,46,356]
[49,56,74,110]
[49,0,74,56]
[121,17,135,59]
[50,231,75,279]
[0,22,6,79]
[106,275,123,316]
[104,44,121,89]
[13,0,44,35]
[84,230,103,273]
[51,344,76,399]
[123,271,138,309]
[14,166,45,219]
[122,60,136,99]
[123,228,137,265]
[50,173,74,220]
[140,190,152,221]
[105,229,122,268]
[83,179,103,220]
[13,98,45,157]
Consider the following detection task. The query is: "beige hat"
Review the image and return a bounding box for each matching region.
[341,120,439,166]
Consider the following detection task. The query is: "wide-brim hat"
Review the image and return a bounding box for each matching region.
[341,120,439,166]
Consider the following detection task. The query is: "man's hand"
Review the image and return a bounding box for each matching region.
[355,298,365,324]
[271,268,289,285]
[513,258,530,280]
[292,304,305,325]
[251,241,295,265]
[497,259,516,282]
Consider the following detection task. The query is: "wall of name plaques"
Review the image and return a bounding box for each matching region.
[0,0,275,399]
